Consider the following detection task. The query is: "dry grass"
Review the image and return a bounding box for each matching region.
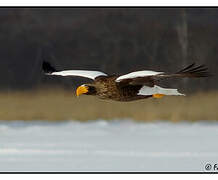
[0,88,217,122]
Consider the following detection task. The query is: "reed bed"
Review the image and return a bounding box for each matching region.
[0,88,217,122]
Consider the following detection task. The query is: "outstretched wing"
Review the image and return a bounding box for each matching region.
[116,70,163,87]
[115,63,210,87]
[116,70,163,82]
[42,61,108,80]
[155,63,211,79]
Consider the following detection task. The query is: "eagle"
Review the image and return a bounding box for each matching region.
[42,62,210,102]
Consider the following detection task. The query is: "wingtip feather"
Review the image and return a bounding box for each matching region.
[42,61,57,74]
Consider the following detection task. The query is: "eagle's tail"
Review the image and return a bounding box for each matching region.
[138,85,185,97]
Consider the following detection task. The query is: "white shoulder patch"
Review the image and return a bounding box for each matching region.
[48,70,108,80]
[116,70,163,82]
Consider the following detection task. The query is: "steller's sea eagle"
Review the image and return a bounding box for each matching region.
[42,62,210,102]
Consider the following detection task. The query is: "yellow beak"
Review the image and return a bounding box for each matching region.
[76,85,88,97]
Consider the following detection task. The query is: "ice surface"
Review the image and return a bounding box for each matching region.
[0,120,218,172]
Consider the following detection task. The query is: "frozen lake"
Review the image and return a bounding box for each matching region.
[0,120,218,172]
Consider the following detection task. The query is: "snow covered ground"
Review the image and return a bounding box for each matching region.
[0,120,218,172]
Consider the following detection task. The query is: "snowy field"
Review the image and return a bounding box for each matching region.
[0,120,218,172]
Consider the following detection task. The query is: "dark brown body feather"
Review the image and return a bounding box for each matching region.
[88,76,152,101]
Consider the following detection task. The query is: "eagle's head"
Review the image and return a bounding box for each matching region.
[76,84,97,96]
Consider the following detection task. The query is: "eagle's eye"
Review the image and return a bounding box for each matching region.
[76,85,89,96]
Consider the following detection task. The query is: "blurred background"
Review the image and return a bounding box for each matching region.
[0,7,217,121]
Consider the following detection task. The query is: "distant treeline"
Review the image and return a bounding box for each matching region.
[0,8,217,92]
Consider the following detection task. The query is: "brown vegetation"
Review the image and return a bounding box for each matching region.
[0,89,217,122]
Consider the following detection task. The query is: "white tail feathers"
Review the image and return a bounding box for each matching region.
[138,85,185,96]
